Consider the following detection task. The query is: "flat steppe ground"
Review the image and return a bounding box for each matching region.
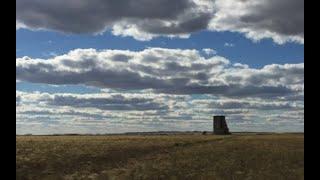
[16,133,304,180]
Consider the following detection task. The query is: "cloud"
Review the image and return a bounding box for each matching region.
[16,21,27,30]
[16,48,303,97]
[16,0,209,41]
[210,0,304,44]
[16,90,304,134]
[49,94,168,111]
[202,48,217,55]
[16,94,21,106]
[191,98,303,111]
[224,43,235,47]
[16,0,304,44]
[16,91,174,111]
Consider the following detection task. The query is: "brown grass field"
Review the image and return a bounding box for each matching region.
[16,133,304,180]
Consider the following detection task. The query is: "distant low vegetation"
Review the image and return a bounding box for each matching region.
[16,133,304,180]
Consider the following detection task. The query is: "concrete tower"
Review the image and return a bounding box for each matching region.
[213,116,230,135]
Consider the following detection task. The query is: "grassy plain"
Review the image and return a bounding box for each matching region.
[16,133,304,180]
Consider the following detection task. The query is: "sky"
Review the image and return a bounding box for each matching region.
[16,0,304,134]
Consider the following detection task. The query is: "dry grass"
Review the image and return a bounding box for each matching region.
[16,134,304,180]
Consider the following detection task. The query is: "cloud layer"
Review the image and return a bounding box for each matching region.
[16,48,304,97]
[16,90,304,134]
[16,0,304,43]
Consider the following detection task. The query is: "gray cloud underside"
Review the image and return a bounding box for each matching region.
[210,0,304,44]
[50,94,168,111]
[239,0,304,36]
[16,48,304,97]
[16,0,304,43]
[193,100,302,110]
[16,0,207,40]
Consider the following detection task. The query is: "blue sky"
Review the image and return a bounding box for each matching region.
[16,0,304,134]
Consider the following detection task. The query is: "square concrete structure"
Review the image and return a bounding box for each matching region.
[213,116,230,135]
